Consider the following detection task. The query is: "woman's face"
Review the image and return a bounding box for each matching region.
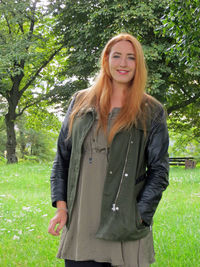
[108,40,136,87]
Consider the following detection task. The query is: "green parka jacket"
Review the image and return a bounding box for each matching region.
[51,93,169,241]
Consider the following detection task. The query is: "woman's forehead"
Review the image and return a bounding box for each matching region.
[110,40,135,54]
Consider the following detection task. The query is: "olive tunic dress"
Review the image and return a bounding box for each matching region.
[57,109,155,267]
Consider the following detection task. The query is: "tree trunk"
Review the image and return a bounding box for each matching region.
[5,75,22,164]
[19,129,26,159]
[5,113,18,164]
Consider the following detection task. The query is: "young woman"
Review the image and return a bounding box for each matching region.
[48,33,169,267]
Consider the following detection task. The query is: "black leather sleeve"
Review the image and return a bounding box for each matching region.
[137,107,169,225]
[50,96,76,207]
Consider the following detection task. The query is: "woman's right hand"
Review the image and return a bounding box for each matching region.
[48,209,68,236]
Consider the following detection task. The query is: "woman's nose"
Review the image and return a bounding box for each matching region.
[119,57,127,67]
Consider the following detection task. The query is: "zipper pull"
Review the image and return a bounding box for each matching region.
[112,203,119,212]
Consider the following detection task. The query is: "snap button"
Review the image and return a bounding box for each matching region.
[131,140,133,144]
[109,171,113,174]
[125,173,128,177]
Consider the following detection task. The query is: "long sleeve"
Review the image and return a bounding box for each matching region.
[50,96,76,207]
[137,107,169,225]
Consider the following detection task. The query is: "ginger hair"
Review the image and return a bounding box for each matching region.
[68,33,149,143]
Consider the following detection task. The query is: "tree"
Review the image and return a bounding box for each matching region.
[0,116,6,160]
[158,0,200,133]
[16,102,61,161]
[168,126,200,159]
[51,0,199,126]
[0,0,63,163]
[161,0,200,74]
[0,96,7,160]
[52,0,173,104]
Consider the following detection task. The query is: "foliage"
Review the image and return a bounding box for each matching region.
[0,0,64,163]
[0,108,60,162]
[51,0,200,122]
[0,0,61,93]
[22,102,61,132]
[160,0,200,74]
[168,102,200,136]
[0,0,199,162]
[168,102,200,160]
[0,116,6,157]
[16,109,60,162]
[51,0,173,103]
[169,128,200,160]
[159,0,200,128]
[18,129,56,162]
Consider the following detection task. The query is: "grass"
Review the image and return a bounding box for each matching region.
[0,162,61,267]
[0,163,200,267]
[153,167,200,267]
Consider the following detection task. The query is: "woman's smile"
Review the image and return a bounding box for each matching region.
[117,69,129,74]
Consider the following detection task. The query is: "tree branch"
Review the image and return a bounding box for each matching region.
[5,15,12,34]
[18,22,24,34]
[19,46,64,97]
[28,1,36,40]
[15,90,53,117]
[20,59,25,70]
[167,93,200,114]
[180,87,191,98]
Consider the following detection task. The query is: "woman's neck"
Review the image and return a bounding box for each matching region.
[110,83,127,111]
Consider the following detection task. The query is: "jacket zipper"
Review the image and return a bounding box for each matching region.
[112,132,133,212]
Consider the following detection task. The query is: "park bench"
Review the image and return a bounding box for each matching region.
[169,157,196,169]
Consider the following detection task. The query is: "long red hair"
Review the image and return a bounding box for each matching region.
[68,33,148,143]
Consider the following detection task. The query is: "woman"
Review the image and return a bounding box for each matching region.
[48,33,169,267]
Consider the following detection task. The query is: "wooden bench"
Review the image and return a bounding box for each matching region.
[169,157,196,169]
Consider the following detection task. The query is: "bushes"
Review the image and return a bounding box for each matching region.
[0,109,61,164]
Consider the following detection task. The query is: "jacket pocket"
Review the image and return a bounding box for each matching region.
[135,203,146,230]
[96,201,149,241]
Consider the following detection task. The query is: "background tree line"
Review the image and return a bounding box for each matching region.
[0,0,199,163]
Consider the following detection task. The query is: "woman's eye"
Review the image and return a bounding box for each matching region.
[128,57,135,60]
[113,55,120,58]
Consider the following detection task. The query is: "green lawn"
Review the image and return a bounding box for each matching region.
[0,163,199,266]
